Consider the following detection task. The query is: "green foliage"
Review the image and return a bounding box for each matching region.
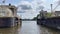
[33,12,52,20]
[33,17,37,20]
[46,13,52,17]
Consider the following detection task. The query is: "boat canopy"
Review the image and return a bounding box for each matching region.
[0,7,13,17]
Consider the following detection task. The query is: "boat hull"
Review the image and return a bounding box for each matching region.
[37,17,60,30]
[0,17,16,28]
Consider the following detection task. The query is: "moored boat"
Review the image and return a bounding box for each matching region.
[0,4,21,28]
[37,10,60,30]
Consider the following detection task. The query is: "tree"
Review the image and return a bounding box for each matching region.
[46,12,52,17]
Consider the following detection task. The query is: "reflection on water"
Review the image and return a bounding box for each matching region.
[20,21,60,34]
[0,21,60,34]
[0,25,21,34]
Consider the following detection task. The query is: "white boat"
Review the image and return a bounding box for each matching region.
[0,4,21,27]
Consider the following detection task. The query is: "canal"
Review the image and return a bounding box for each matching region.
[0,21,60,34]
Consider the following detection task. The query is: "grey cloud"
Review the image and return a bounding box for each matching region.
[19,5,32,10]
[17,10,26,13]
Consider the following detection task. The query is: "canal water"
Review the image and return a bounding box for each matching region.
[0,21,60,34]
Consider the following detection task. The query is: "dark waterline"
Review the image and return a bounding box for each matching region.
[0,21,60,34]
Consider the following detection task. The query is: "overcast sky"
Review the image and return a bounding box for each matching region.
[0,0,60,19]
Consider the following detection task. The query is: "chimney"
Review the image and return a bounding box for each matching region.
[9,3,11,6]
